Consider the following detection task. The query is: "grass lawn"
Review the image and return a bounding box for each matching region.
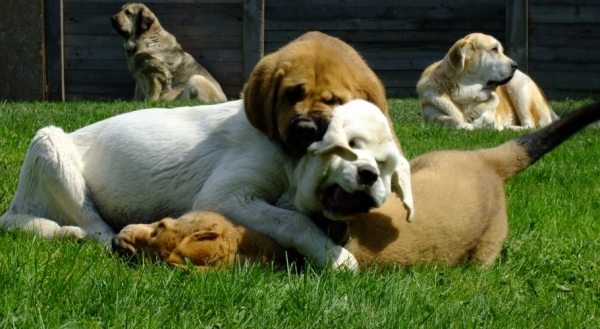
[0,98,599,328]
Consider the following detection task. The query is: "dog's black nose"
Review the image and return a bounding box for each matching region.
[511,61,518,71]
[292,118,318,142]
[358,164,378,186]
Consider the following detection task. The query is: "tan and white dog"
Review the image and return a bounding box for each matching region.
[0,99,413,270]
[417,33,558,130]
[114,101,600,269]
[111,3,227,102]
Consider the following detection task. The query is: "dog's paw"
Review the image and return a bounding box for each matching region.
[457,122,475,130]
[111,234,138,255]
[330,245,359,271]
[55,226,88,240]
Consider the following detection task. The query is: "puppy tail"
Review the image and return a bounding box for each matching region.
[482,101,600,181]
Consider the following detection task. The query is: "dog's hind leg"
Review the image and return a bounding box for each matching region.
[469,211,508,268]
[181,75,227,103]
[0,126,114,244]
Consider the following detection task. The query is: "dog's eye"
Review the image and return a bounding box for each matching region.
[286,85,304,104]
[324,97,338,106]
[491,47,499,53]
[348,139,358,148]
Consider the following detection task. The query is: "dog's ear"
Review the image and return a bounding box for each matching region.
[138,6,155,31]
[243,53,284,140]
[188,230,221,241]
[391,156,414,222]
[307,124,358,161]
[443,39,474,77]
[354,79,388,113]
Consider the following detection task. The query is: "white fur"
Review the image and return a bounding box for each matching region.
[0,99,412,270]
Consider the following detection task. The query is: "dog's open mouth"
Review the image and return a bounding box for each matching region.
[321,184,375,219]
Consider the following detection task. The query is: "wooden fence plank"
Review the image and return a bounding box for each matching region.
[265,19,503,32]
[265,5,504,21]
[529,71,600,91]
[65,2,242,14]
[45,0,64,100]
[243,0,264,82]
[529,46,600,62]
[67,0,241,3]
[530,5,600,24]
[506,0,528,73]
[65,13,243,26]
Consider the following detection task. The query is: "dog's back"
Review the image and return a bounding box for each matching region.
[495,71,559,129]
[347,101,600,267]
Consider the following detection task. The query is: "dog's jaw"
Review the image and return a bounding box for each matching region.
[320,184,377,221]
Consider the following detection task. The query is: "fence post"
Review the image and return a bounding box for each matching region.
[243,0,264,85]
[506,0,528,73]
[44,0,64,101]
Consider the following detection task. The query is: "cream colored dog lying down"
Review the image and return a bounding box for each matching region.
[417,33,558,130]
[114,101,600,268]
[0,99,413,270]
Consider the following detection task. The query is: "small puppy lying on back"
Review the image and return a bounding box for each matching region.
[114,101,600,269]
[111,3,227,102]
[417,33,558,130]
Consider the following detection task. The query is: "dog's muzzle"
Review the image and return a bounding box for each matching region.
[487,61,518,87]
[110,16,130,39]
[286,116,329,155]
[321,184,376,219]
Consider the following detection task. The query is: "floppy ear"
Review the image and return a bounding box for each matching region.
[443,40,474,77]
[188,230,221,241]
[139,6,155,31]
[355,78,388,113]
[307,124,357,161]
[391,156,414,222]
[243,53,284,140]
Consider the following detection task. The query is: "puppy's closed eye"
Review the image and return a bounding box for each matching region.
[323,97,339,106]
[286,85,304,104]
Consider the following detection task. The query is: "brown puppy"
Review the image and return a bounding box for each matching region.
[111,3,227,102]
[417,33,558,130]
[243,31,397,155]
[116,211,300,270]
[114,101,600,268]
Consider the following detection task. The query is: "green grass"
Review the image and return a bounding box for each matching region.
[1,98,599,328]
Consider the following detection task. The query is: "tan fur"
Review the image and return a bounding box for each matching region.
[417,33,557,130]
[115,140,531,269]
[116,211,298,270]
[111,3,226,102]
[242,31,399,155]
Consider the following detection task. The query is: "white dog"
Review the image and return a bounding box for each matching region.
[0,99,413,269]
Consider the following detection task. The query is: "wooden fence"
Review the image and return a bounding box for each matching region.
[3,0,600,101]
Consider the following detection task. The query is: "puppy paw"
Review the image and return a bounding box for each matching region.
[330,245,359,271]
[111,233,138,255]
[457,122,475,130]
[55,226,88,240]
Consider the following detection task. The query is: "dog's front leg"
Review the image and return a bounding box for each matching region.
[205,200,358,270]
[422,94,473,130]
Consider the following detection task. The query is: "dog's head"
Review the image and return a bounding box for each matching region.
[243,35,387,155]
[293,99,414,222]
[110,3,158,40]
[442,33,518,88]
